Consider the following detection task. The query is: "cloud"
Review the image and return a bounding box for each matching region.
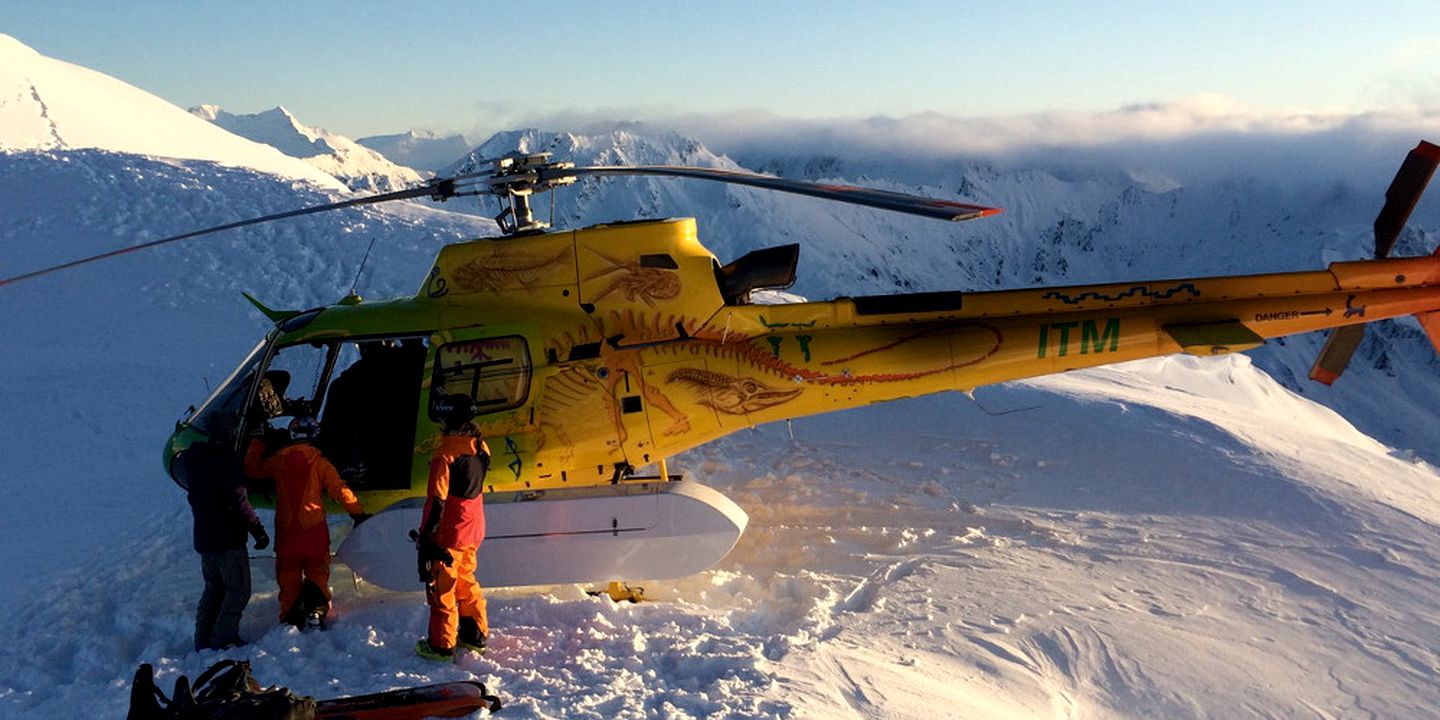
[650,97,1439,187]
[657,96,1427,153]
[459,95,1438,189]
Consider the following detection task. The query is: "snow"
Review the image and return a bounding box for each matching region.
[358,130,472,174]
[0,34,345,191]
[3,36,1440,718]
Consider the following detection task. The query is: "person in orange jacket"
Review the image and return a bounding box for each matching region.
[415,395,491,660]
[244,415,368,629]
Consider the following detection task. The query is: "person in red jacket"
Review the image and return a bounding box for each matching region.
[244,416,368,628]
[415,396,491,660]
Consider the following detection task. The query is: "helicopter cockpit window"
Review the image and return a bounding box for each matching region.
[260,342,333,420]
[186,338,269,440]
[430,336,532,418]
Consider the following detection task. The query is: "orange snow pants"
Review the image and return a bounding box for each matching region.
[426,545,488,650]
[275,549,331,620]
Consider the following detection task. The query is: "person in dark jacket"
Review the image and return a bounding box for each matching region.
[182,437,269,651]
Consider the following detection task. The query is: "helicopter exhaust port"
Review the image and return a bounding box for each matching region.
[334,477,748,591]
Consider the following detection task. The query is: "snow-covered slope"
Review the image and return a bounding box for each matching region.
[358,129,470,174]
[0,35,344,190]
[3,349,1439,717]
[191,105,424,192]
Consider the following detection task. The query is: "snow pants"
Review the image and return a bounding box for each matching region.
[426,545,488,650]
[196,548,251,650]
[275,524,333,620]
[275,551,332,621]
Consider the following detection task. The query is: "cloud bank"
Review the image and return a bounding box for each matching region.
[472,95,1439,187]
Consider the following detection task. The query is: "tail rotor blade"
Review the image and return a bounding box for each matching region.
[1308,324,1367,385]
[1373,140,1440,258]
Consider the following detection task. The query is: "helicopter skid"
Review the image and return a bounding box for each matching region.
[335,478,748,591]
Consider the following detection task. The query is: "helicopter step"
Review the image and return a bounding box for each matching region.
[334,477,748,591]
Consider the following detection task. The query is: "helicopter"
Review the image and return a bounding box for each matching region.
[4,141,1438,593]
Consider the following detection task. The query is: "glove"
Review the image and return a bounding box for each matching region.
[249,522,270,551]
[417,533,454,566]
[350,512,372,527]
[415,534,453,584]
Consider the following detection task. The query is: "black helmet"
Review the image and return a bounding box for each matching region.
[432,394,478,433]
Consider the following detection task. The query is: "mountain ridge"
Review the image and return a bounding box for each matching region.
[191,104,424,192]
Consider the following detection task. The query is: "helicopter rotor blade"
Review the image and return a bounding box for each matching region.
[0,180,458,288]
[1,153,1002,288]
[556,165,1004,222]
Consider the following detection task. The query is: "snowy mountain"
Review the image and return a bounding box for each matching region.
[3,37,1440,718]
[357,129,471,174]
[0,34,344,191]
[191,105,425,192]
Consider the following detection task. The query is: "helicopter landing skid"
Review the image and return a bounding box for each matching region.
[334,478,748,591]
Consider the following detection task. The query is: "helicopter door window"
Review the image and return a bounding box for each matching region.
[430,336,532,418]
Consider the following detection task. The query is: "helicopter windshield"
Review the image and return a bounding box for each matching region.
[185,336,270,440]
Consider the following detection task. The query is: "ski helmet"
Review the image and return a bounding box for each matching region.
[288,416,320,441]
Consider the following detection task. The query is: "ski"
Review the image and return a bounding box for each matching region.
[315,680,501,718]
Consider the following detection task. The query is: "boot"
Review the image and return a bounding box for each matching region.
[457,617,487,653]
[414,639,455,662]
[304,607,327,631]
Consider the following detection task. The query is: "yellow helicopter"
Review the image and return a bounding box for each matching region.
[5,142,1438,592]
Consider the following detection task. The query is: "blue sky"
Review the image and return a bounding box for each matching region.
[3,1,1437,140]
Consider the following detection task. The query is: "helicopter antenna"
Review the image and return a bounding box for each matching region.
[349,238,377,298]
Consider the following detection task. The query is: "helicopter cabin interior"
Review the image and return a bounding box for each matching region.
[242,333,536,492]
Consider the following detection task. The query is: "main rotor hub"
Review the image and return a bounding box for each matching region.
[488,152,577,234]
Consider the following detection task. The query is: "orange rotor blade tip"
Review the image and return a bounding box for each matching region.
[1417,140,1440,161]
[980,207,1005,217]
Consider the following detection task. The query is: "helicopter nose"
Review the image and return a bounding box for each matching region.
[163,423,209,490]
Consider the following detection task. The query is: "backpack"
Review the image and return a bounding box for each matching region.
[128,659,317,720]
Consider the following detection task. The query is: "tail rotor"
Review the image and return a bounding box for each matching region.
[1308,140,1440,385]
